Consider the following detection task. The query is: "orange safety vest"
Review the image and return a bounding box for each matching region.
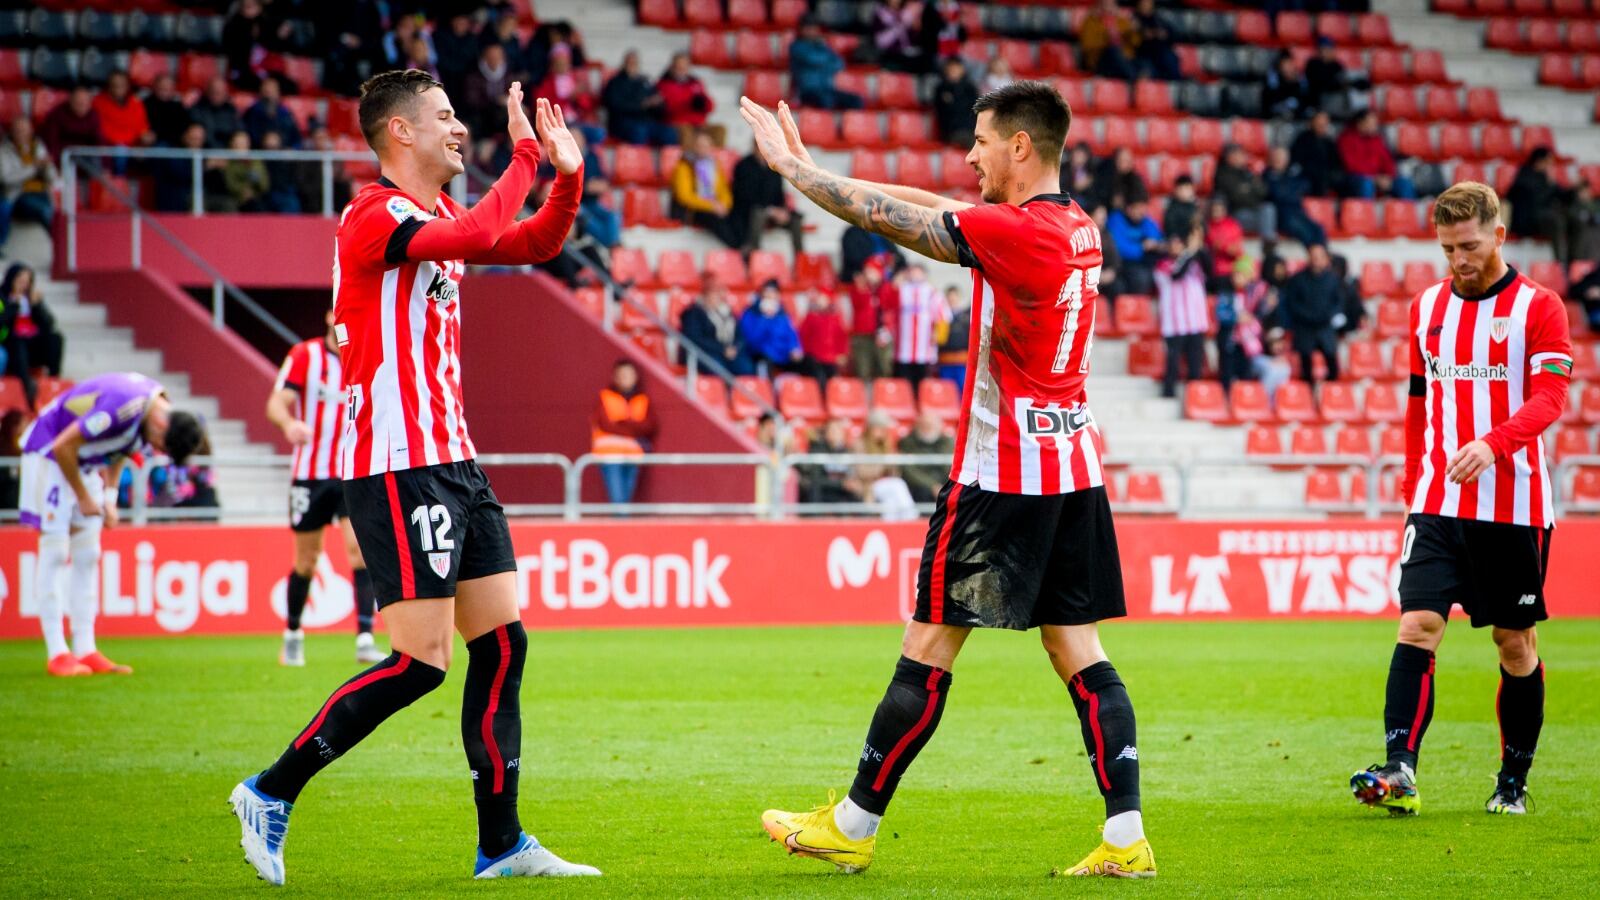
[592,389,650,456]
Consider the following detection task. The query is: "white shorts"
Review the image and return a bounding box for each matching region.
[19,454,105,535]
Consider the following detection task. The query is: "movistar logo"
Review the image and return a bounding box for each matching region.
[1422,352,1509,382]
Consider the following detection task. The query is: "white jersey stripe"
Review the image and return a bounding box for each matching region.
[1410,283,1444,512]
[375,268,402,473]
[1436,296,1464,516]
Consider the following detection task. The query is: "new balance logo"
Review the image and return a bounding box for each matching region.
[1518,594,1537,606]
[1116,745,1139,762]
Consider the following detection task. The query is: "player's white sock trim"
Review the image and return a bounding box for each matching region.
[1103,810,1144,848]
[833,796,880,840]
[68,524,102,657]
[37,533,70,658]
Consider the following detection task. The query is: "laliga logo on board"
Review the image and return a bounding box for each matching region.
[270,554,355,628]
[828,531,891,589]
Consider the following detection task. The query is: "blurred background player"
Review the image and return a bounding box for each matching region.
[266,310,383,667]
[19,372,204,676]
[743,83,1155,879]
[1351,183,1572,818]
[230,71,598,885]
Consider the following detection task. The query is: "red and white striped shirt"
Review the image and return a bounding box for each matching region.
[1154,252,1210,338]
[1407,269,1572,527]
[274,338,345,481]
[334,182,475,478]
[893,279,949,364]
[943,195,1106,495]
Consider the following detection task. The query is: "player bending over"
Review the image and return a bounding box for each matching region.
[21,372,204,676]
[1351,182,1572,817]
[743,82,1155,878]
[230,70,596,884]
[267,310,384,666]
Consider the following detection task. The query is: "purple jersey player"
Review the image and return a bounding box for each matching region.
[19,372,204,677]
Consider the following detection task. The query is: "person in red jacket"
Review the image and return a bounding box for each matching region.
[657,52,722,146]
[800,291,850,386]
[1337,111,1415,200]
[533,45,602,144]
[93,71,153,148]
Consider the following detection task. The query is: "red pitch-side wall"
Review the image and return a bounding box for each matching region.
[0,519,1593,638]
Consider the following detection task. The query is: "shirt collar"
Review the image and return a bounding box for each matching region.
[1453,266,1518,302]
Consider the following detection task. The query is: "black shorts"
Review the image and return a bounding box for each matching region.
[343,460,517,608]
[289,479,346,533]
[1398,513,1552,630]
[914,481,1126,630]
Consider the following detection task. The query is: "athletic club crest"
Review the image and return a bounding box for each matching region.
[428,552,452,579]
[1490,317,1514,343]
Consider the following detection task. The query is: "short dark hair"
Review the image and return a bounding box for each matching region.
[971,80,1071,167]
[164,411,206,465]
[358,69,444,149]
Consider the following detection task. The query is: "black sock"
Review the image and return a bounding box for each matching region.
[1384,643,1435,771]
[1068,661,1141,818]
[285,571,311,631]
[463,623,527,857]
[1497,661,1544,780]
[353,568,375,634]
[256,652,445,803]
[847,656,952,816]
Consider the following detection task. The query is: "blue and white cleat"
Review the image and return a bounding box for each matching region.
[473,832,601,879]
[229,775,291,885]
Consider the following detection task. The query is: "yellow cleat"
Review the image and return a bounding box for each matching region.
[1065,838,1157,879]
[761,792,875,874]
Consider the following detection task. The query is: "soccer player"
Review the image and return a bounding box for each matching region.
[1351,182,1572,817]
[743,83,1156,878]
[229,71,597,883]
[267,310,384,666]
[19,372,204,676]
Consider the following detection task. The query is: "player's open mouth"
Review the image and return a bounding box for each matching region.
[446,141,462,159]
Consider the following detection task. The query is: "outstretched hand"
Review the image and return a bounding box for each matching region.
[507,81,534,144]
[775,101,816,169]
[535,98,584,175]
[739,96,800,178]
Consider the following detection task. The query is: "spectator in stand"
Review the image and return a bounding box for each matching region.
[1093,203,1122,300]
[981,56,1015,95]
[190,76,243,149]
[295,127,353,214]
[1331,253,1367,337]
[152,123,208,212]
[841,225,905,281]
[1567,182,1600,263]
[1203,198,1246,287]
[143,74,191,147]
[1291,110,1343,198]
[1132,0,1182,81]
[1062,142,1099,208]
[222,0,293,91]
[528,21,589,87]
[1263,51,1311,120]
[535,44,603,144]
[1337,110,1414,199]
[577,176,622,251]
[1,263,64,411]
[40,85,101,160]
[94,71,152,150]
[1507,148,1568,260]
[932,57,979,148]
[1281,242,1344,384]
[1094,146,1149,210]
[403,35,443,82]
[320,0,387,96]
[891,264,948,389]
[791,17,863,110]
[591,360,658,506]
[897,411,955,504]
[488,14,531,76]
[799,291,849,385]
[1214,143,1277,239]
[919,0,967,66]
[1304,37,1353,115]
[858,432,919,521]
[1078,0,1139,81]
[659,53,721,146]
[938,286,970,392]
[1155,231,1210,398]
[799,418,863,504]
[384,14,435,70]
[463,42,514,139]
[1254,328,1293,404]
[1215,257,1267,390]
[869,0,923,73]
[733,142,805,256]
[1264,145,1329,247]
[0,120,59,252]
[603,51,676,146]
[1162,174,1200,242]
[1572,262,1600,331]
[680,276,755,375]
[1107,199,1163,293]
[671,130,741,247]
[258,130,301,212]
[216,131,269,213]
[244,76,303,149]
[741,281,805,375]
[846,266,895,379]
[431,13,479,94]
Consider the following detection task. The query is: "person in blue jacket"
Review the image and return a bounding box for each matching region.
[739,280,804,375]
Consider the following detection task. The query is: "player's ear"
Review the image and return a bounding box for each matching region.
[387,115,413,148]
[1012,130,1031,163]
[1493,221,1506,247]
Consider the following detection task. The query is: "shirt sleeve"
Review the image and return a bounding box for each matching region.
[274,343,308,393]
[1481,292,1574,461]
[942,203,1032,275]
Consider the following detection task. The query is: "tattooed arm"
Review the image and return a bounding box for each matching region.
[784,160,960,263]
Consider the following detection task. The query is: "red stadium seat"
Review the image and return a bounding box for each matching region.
[888,112,935,149]
[1376,301,1410,338]
[1102,117,1140,152]
[1153,157,1189,191]
[657,250,702,291]
[621,188,672,228]
[896,151,935,187]
[1529,260,1568,293]
[748,250,791,290]
[1576,345,1600,382]
[1390,341,1411,380]
[1114,295,1159,337]
[1092,79,1131,115]
[778,376,827,425]
[1527,20,1563,52]
[850,149,890,183]
[618,290,664,332]
[1554,427,1593,461]
[1304,197,1338,236]
[689,31,732,68]
[1581,383,1600,425]
[703,249,752,292]
[1364,382,1404,423]
[1485,18,1523,49]
[639,0,680,27]
[793,253,838,292]
[1383,200,1428,239]
[1321,383,1363,422]
[1124,473,1167,506]
[1411,50,1449,85]
[1127,337,1165,377]
[1462,88,1504,124]
[730,376,776,420]
[1276,382,1318,423]
[1513,0,1549,12]
[1230,119,1267,156]
[1369,49,1409,85]
[998,40,1037,76]
[1339,199,1381,238]
[1054,78,1088,115]
[1228,381,1275,424]
[1290,425,1329,456]
[918,378,962,424]
[1246,425,1284,457]
[612,145,659,184]
[772,0,807,27]
[1396,122,1434,160]
[1570,21,1600,53]
[1539,54,1579,88]
[1360,261,1400,298]
[834,70,871,106]
[1336,425,1375,458]
[1277,12,1314,44]
[735,32,778,68]
[938,148,972,190]
[1304,470,1346,507]
[878,72,919,110]
[728,0,769,29]
[1379,424,1407,458]
[1237,11,1272,44]
[1347,341,1387,379]
[1185,381,1229,423]
[1520,125,1555,155]
[1572,468,1600,506]
[694,376,730,416]
[871,378,918,421]
[0,50,26,87]
[1383,88,1422,120]
[1424,86,1464,121]
[797,109,841,149]
[826,377,869,422]
[743,71,785,107]
[1402,261,1441,295]
[178,54,223,91]
[1188,119,1225,156]
[1357,13,1394,45]
[126,49,170,88]
[1134,80,1175,116]
[1040,42,1078,76]
[1580,55,1600,89]
[1317,13,1354,44]
[611,247,654,287]
[574,286,606,320]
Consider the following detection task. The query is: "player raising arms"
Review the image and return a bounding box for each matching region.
[230,71,597,884]
[267,310,384,667]
[744,83,1155,878]
[1351,182,1572,817]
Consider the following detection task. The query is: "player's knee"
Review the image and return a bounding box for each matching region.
[398,635,453,671]
[1396,612,1445,648]
[1493,628,1537,672]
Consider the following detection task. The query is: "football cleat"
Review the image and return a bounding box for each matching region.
[230,774,291,885]
[1486,775,1531,815]
[280,629,305,667]
[1065,837,1157,878]
[77,651,132,675]
[354,633,384,665]
[47,652,91,677]
[761,792,876,874]
[1352,762,1421,816]
[473,833,601,878]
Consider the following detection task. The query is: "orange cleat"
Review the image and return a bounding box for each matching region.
[77,651,133,675]
[47,652,92,677]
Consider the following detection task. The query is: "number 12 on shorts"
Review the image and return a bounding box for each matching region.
[409,504,456,553]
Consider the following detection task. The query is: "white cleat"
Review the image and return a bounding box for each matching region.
[474,833,601,879]
[280,630,305,667]
[230,775,291,885]
[354,633,384,664]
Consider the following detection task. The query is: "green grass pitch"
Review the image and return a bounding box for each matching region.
[2,620,1597,897]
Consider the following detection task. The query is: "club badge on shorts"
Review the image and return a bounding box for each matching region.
[428,551,451,579]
